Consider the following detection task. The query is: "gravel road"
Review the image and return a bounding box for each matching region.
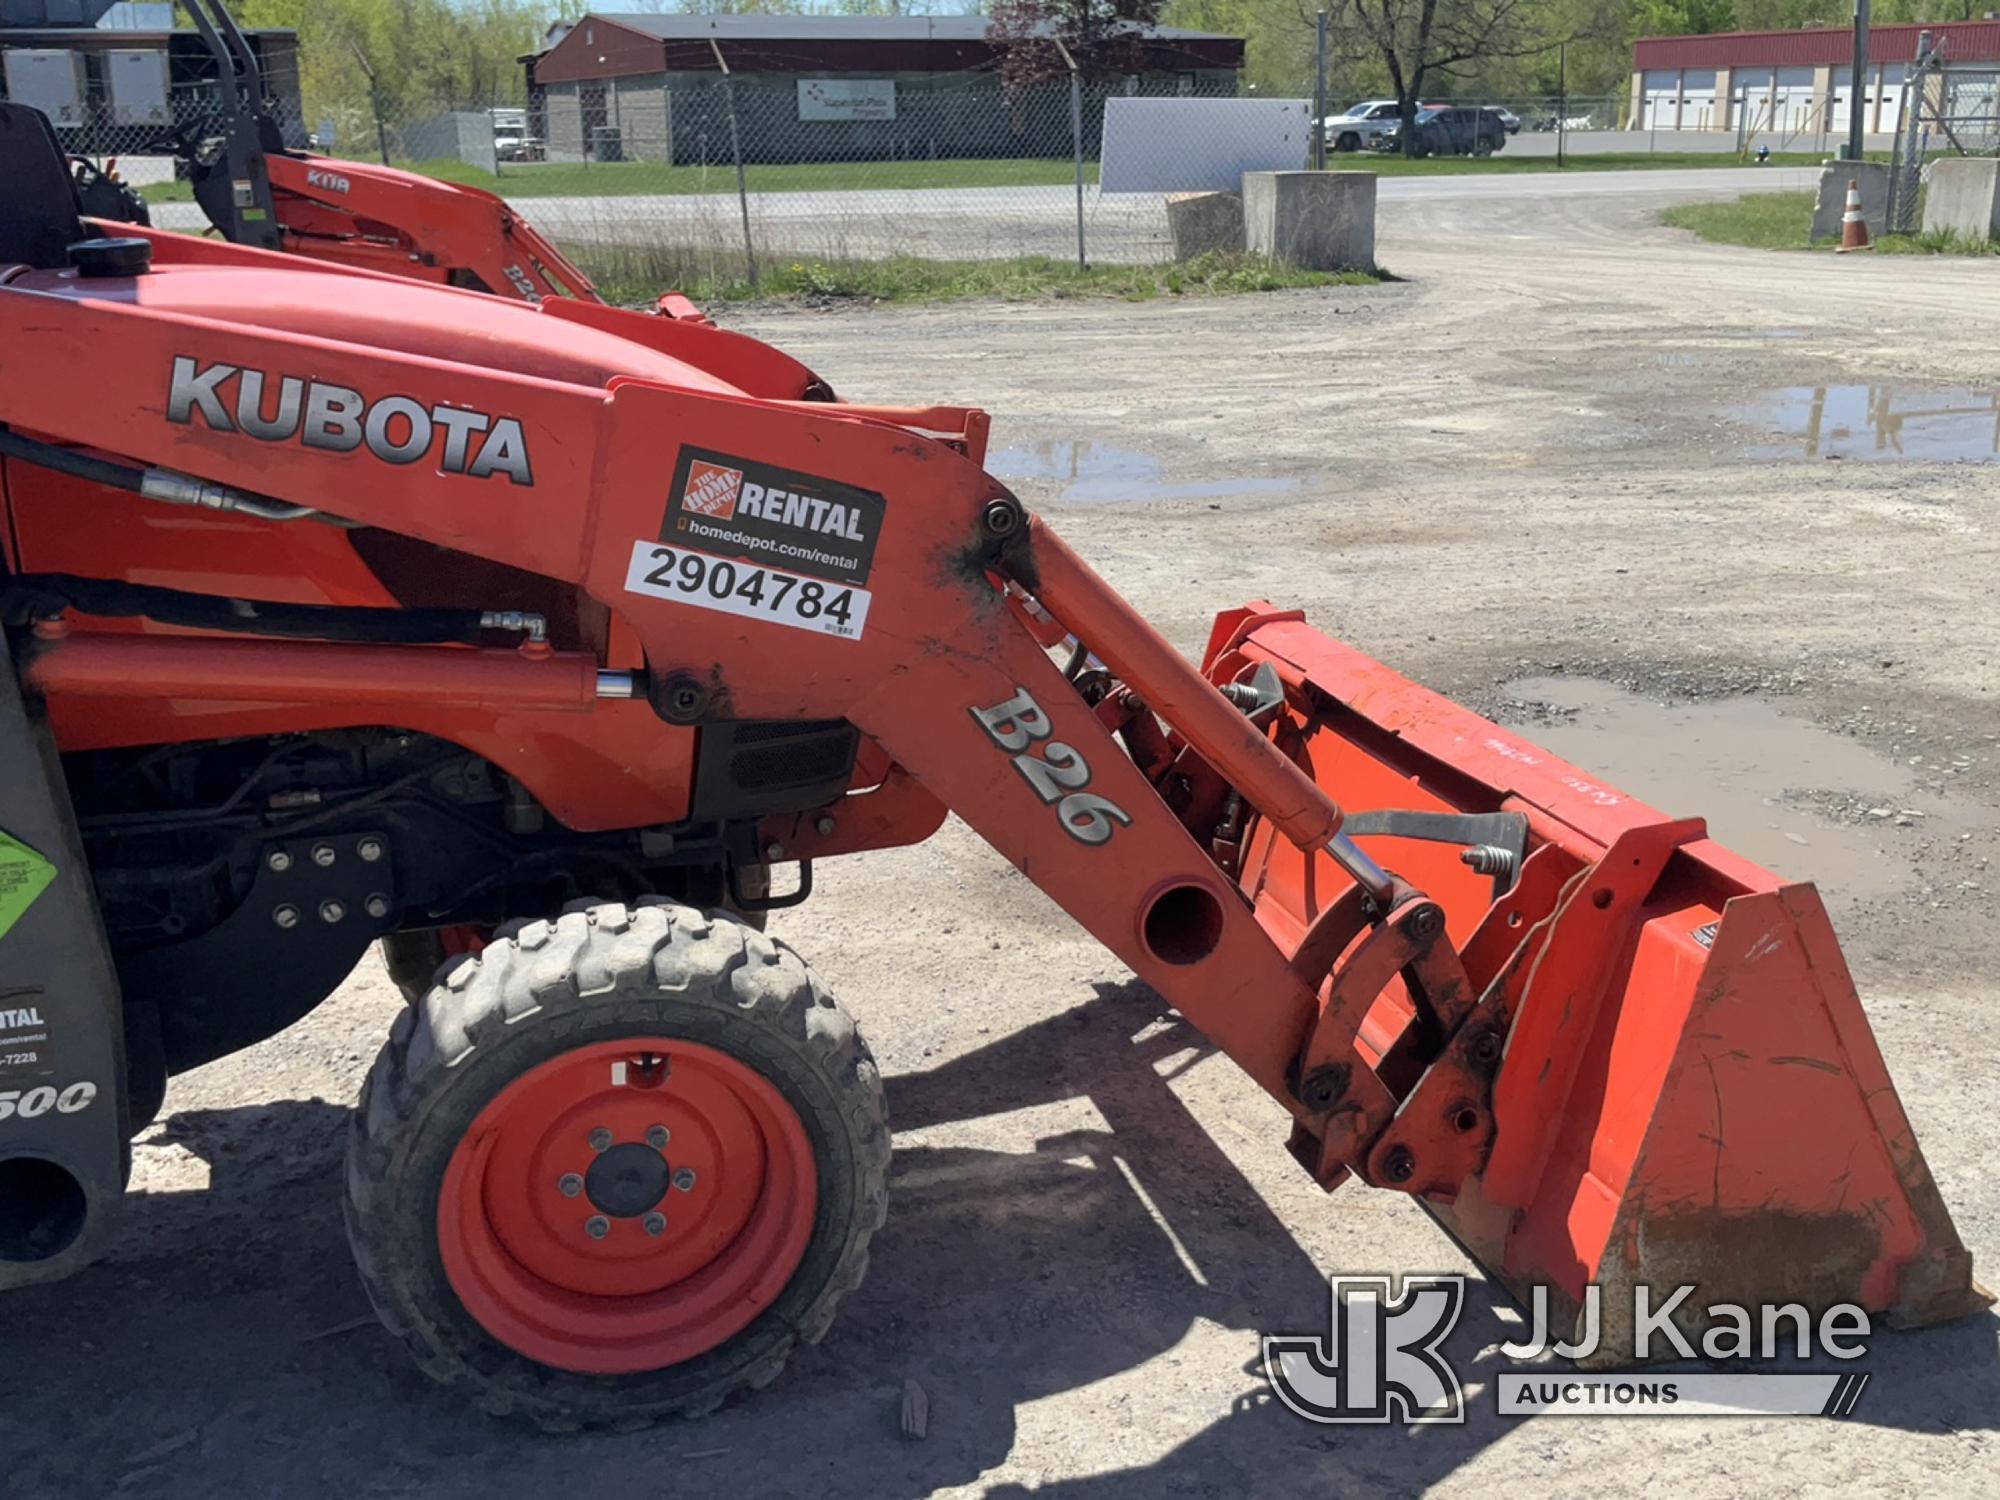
[12,179,2000,1498]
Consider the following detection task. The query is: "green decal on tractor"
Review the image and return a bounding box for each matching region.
[0,830,57,942]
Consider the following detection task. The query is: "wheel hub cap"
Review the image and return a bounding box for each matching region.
[584,1141,671,1218]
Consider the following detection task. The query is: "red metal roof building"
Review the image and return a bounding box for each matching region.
[523,13,1245,165]
[1629,21,2000,133]
[530,14,1244,87]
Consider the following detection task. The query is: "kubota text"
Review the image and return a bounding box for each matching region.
[166,356,534,485]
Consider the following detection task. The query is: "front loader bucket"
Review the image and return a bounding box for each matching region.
[1204,603,1986,1344]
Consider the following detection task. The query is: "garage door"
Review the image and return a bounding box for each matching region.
[1640,70,1679,128]
[1733,68,1775,131]
[1679,69,1719,130]
[1875,64,1906,135]
[1774,66,1819,132]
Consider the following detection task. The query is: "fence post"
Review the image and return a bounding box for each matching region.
[709,40,758,290]
[1055,40,1086,271]
[1313,10,1328,171]
[1889,31,1931,232]
[348,40,392,166]
[1557,43,1566,168]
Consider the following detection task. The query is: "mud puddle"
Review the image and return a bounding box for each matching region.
[989,440,1300,504]
[1498,677,1984,903]
[1742,385,2000,462]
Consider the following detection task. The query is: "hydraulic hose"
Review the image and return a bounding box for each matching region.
[0,426,348,524]
[0,426,143,493]
[1,573,517,647]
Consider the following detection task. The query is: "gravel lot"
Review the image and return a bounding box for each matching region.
[10,183,2000,1498]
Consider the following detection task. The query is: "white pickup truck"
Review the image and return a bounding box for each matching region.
[1322,100,1407,153]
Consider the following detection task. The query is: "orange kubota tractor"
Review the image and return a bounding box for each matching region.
[0,99,1984,1429]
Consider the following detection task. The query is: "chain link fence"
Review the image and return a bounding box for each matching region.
[513,74,1161,271]
[48,71,1750,289]
[1321,94,1626,139]
[1889,57,2000,233]
[99,74,1297,278]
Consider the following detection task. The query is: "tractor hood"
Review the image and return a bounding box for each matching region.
[8,259,759,400]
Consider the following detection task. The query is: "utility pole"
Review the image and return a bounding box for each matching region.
[1846,0,1871,163]
[1312,10,1328,171]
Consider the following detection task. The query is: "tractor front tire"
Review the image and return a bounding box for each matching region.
[344,899,888,1429]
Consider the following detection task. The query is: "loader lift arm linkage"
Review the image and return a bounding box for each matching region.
[0,136,1983,1421]
[93,1,609,307]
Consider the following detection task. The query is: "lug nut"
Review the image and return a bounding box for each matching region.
[364,893,391,920]
[557,1172,584,1198]
[272,903,300,929]
[319,899,345,924]
[266,850,293,873]
[358,838,384,863]
[642,1212,666,1237]
[588,1127,613,1152]
[311,843,337,867]
[645,1125,671,1149]
[673,1167,697,1192]
[584,1215,610,1240]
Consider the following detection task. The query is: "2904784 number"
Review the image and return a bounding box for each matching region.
[625,540,871,640]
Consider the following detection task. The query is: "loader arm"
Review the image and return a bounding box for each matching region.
[0,253,1370,1119]
[77,4,605,305]
[256,153,601,304]
[0,229,1981,1343]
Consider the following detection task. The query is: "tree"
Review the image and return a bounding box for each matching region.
[1630,0,1736,35]
[1333,0,1556,152]
[235,0,548,120]
[1170,0,1334,95]
[987,0,1171,93]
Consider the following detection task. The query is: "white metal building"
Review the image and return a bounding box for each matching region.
[1631,20,2000,134]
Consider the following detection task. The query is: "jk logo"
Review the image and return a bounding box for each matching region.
[1264,1274,1466,1424]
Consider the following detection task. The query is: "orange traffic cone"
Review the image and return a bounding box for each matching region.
[1836,178,1873,253]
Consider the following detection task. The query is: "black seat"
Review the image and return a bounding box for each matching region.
[0,103,86,270]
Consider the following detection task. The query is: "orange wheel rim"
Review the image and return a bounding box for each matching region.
[437,1037,817,1375]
